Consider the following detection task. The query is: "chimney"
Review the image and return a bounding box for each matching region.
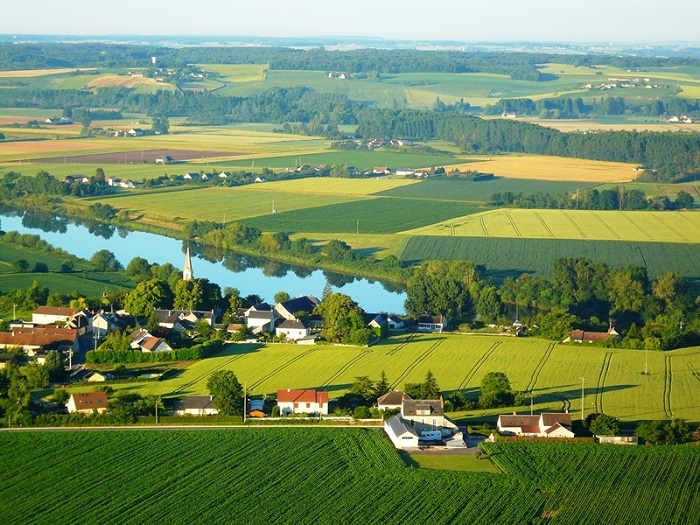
[439,394,444,408]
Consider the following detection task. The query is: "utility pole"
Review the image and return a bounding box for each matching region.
[356,219,359,235]
[155,396,159,424]
[530,393,534,415]
[580,377,586,422]
[645,344,648,375]
[243,381,247,424]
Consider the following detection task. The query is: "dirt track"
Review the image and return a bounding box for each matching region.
[25,148,238,164]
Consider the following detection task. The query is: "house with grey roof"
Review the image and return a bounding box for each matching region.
[496,412,574,438]
[173,395,219,416]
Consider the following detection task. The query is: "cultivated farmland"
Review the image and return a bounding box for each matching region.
[86,334,700,423]
[0,428,697,524]
[404,208,700,243]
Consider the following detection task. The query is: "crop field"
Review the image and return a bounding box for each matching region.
[446,154,638,183]
[87,334,700,423]
[377,177,590,203]
[481,442,700,524]
[3,430,696,524]
[0,68,97,78]
[0,271,134,298]
[220,149,463,171]
[245,177,419,196]
[400,236,700,283]
[404,208,700,243]
[201,64,268,84]
[94,186,367,225]
[242,197,482,235]
[524,118,700,133]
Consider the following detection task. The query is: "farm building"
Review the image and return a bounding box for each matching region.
[496,412,574,438]
[275,319,310,341]
[384,396,463,449]
[66,392,108,415]
[173,396,219,416]
[377,390,411,411]
[277,389,329,415]
[0,327,80,363]
[564,328,620,344]
[417,316,447,333]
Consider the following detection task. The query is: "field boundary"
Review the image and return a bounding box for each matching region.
[594,352,612,414]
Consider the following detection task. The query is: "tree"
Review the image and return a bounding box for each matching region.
[151,115,170,135]
[315,292,371,345]
[351,376,376,403]
[274,291,291,304]
[174,279,204,311]
[636,420,664,445]
[126,257,152,280]
[375,370,390,398]
[676,191,694,209]
[479,372,513,408]
[422,370,440,398]
[587,413,621,436]
[13,259,29,272]
[44,350,65,382]
[22,362,49,389]
[206,370,243,416]
[90,249,122,272]
[124,279,173,317]
[405,260,480,320]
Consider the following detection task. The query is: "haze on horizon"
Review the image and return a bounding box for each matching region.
[2,0,699,44]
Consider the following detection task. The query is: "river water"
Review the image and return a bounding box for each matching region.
[0,211,407,313]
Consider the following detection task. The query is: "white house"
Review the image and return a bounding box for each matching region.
[496,412,574,438]
[275,319,310,341]
[384,415,419,449]
[277,389,329,415]
[377,390,411,411]
[173,396,219,416]
[32,306,89,327]
[274,296,319,322]
[417,316,447,333]
[245,309,276,335]
[66,392,108,414]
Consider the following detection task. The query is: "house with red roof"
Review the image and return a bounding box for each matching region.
[66,392,108,414]
[277,389,329,415]
[496,412,574,438]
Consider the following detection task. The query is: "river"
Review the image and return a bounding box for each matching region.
[0,211,407,313]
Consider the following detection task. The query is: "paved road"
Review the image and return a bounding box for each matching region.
[1,423,383,432]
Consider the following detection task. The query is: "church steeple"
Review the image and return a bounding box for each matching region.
[183,245,193,281]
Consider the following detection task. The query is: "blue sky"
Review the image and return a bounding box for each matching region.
[1,0,697,43]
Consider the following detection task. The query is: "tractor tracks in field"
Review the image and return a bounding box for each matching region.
[621,212,655,241]
[390,338,444,390]
[689,362,700,383]
[652,213,689,242]
[563,212,587,239]
[387,333,416,356]
[457,341,501,391]
[505,211,522,237]
[248,348,318,391]
[525,342,556,393]
[480,216,489,236]
[663,356,673,419]
[594,352,612,414]
[592,212,621,240]
[534,212,555,238]
[319,350,371,389]
[171,353,248,395]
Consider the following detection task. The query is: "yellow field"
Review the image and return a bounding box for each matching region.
[240,177,420,196]
[87,75,166,90]
[201,64,267,83]
[446,154,637,183]
[522,118,700,133]
[0,68,95,78]
[403,208,700,243]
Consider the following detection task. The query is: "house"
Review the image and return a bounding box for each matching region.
[153,309,216,331]
[395,169,415,176]
[275,319,310,341]
[32,306,90,328]
[366,313,388,332]
[173,395,219,416]
[501,112,517,118]
[384,397,463,449]
[46,116,73,125]
[274,296,319,322]
[183,172,200,180]
[384,415,420,448]
[249,399,265,418]
[387,315,407,330]
[140,337,172,353]
[218,171,230,178]
[127,128,143,136]
[155,155,174,164]
[277,389,329,415]
[496,412,574,438]
[417,315,447,333]
[565,327,620,344]
[244,305,276,335]
[377,390,411,411]
[0,327,80,359]
[66,392,108,414]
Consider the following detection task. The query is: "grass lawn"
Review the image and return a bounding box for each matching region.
[406,452,501,473]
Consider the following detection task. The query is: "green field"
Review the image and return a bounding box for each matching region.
[242,197,482,234]
[0,429,696,524]
[79,334,700,424]
[378,177,594,203]
[405,209,700,243]
[0,271,134,298]
[400,237,700,283]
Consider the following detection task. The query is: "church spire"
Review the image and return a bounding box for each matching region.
[183,245,193,281]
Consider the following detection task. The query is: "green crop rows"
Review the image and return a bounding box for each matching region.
[400,236,700,284]
[482,441,700,524]
[242,197,482,234]
[1,429,698,524]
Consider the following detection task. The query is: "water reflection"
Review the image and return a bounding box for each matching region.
[0,210,407,313]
